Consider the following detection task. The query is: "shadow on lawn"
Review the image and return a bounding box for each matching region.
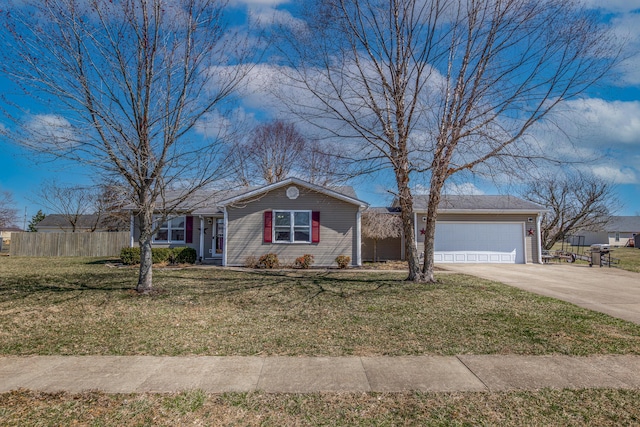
[155,268,411,303]
[0,272,135,302]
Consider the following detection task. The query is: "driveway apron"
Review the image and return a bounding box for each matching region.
[440,263,640,324]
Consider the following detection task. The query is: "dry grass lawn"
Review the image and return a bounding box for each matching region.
[1,389,639,426]
[3,256,640,425]
[1,257,640,356]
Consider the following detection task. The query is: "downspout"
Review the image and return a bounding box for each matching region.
[199,216,204,262]
[222,207,228,266]
[536,213,543,264]
[414,212,418,251]
[356,208,362,266]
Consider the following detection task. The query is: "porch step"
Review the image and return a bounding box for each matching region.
[200,259,223,266]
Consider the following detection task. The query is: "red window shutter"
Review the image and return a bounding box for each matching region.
[185,216,193,244]
[312,211,320,243]
[264,211,273,243]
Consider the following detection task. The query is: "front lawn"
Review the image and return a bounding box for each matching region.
[1,257,640,356]
[2,389,640,426]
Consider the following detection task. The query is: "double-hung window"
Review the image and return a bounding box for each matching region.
[153,216,186,243]
[274,210,311,243]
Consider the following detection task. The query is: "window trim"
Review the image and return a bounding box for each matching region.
[273,210,312,244]
[152,215,186,244]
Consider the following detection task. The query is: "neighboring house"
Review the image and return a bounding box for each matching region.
[0,226,22,243]
[574,216,640,247]
[36,214,128,233]
[126,178,369,267]
[365,195,546,264]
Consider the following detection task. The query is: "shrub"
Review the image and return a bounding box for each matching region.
[120,247,197,265]
[152,248,173,264]
[258,253,280,269]
[335,255,351,269]
[120,247,140,265]
[294,254,314,269]
[173,247,197,264]
[244,255,258,268]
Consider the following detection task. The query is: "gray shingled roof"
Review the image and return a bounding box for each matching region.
[121,179,362,214]
[604,216,640,232]
[413,195,545,212]
[37,214,127,230]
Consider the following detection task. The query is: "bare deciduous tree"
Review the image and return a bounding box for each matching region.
[362,209,402,262]
[2,0,252,292]
[237,120,307,185]
[521,173,617,250]
[231,119,347,186]
[96,180,131,231]
[35,182,101,232]
[280,0,619,281]
[0,190,18,228]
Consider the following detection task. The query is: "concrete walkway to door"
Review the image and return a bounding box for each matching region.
[441,263,640,324]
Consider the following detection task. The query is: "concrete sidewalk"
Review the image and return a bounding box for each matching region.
[2,355,640,394]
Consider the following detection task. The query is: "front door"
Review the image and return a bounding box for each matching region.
[212,218,224,257]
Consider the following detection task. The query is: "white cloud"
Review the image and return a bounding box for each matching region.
[609,12,640,85]
[590,165,639,184]
[550,98,640,147]
[26,114,77,147]
[228,0,290,6]
[443,182,485,196]
[582,0,640,14]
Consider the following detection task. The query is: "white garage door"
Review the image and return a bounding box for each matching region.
[433,223,524,264]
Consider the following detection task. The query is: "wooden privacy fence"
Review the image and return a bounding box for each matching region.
[9,232,130,257]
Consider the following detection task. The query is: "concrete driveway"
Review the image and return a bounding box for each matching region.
[441,263,640,324]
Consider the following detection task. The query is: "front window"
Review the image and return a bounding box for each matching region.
[274,211,311,243]
[153,215,185,243]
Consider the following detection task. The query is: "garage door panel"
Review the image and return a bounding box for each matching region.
[434,223,524,264]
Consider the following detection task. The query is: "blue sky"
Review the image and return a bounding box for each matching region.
[1,0,640,228]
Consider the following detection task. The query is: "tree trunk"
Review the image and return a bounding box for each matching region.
[422,174,446,282]
[396,169,423,282]
[136,210,154,293]
[422,203,439,282]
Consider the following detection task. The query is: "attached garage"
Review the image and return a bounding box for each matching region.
[434,222,525,264]
[414,195,546,264]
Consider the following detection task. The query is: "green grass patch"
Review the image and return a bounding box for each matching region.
[1,257,640,356]
[1,389,639,426]
[612,247,640,273]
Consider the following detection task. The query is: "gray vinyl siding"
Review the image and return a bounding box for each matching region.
[415,213,541,264]
[225,187,359,267]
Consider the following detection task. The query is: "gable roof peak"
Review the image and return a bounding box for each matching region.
[218,177,368,208]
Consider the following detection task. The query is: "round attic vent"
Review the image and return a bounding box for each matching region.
[286,186,299,200]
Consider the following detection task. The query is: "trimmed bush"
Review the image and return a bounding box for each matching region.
[120,246,197,265]
[120,247,140,265]
[258,253,280,269]
[294,254,314,269]
[173,247,197,264]
[152,248,172,264]
[335,255,351,269]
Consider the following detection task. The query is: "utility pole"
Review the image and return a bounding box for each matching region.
[23,207,27,231]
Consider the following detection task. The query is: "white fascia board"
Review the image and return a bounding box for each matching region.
[434,209,546,215]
